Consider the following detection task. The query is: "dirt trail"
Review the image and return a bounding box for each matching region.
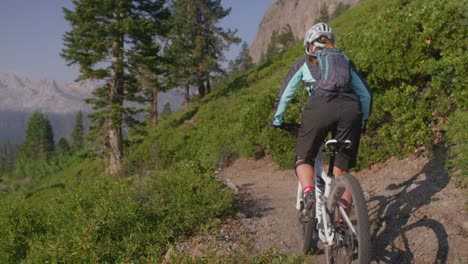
[217,155,468,263]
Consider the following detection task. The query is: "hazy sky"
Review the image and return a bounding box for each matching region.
[0,0,275,83]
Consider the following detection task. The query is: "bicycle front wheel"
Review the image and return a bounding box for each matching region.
[325,173,371,264]
[298,196,318,254]
[298,205,317,254]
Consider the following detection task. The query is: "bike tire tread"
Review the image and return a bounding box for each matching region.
[326,173,372,264]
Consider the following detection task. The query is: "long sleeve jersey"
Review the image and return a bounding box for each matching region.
[272,55,372,128]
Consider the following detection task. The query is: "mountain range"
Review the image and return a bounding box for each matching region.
[0,72,186,144]
[0,72,94,114]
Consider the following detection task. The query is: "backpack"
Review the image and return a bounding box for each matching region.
[314,48,353,94]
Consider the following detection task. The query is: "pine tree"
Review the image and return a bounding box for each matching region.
[5,141,13,173]
[192,0,240,98]
[62,0,169,173]
[228,41,254,75]
[265,30,279,61]
[331,2,350,20]
[277,24,296,49]
[57,138,71,155]
[18,111,55,160]
[72,111,84,151]
[134,45,170,127]
[238,42,254,72]
[166,0,240,106]
[160,102,172,120]
[128,3,170,127]
[315,1,330,23]
[165,0,196,108]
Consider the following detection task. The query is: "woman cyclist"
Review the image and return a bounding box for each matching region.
[270,22,372,212]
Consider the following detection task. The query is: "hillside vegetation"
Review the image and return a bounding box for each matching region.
[0,0,466,262]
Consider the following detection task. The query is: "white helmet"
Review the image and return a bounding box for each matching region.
[304,22,335,55]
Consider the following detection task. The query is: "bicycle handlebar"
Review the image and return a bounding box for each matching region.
[267,121,301,133]
[268,123,353,153]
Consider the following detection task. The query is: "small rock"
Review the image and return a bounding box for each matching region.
[462,222,468,232]
[163,246,175,263]
[224,179,239,193]
[192,243,208,260]
[363,191,371,200]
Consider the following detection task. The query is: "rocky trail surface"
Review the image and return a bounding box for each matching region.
[174,155,467,263]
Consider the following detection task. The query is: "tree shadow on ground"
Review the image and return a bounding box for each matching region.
[368,154,450,263]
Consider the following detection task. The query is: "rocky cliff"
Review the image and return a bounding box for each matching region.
[249,0,360,63]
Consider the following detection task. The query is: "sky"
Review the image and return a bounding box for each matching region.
[0,0,275,83]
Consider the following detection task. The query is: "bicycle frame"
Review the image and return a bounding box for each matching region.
[296,140,356,246]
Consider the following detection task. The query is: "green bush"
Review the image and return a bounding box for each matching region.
[444,110,468,187]
[0,160,233,263]
[335,0,467,168]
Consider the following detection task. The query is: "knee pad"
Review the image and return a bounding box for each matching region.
[294,157,314,176]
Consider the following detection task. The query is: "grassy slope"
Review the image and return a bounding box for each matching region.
[0,0,466,262]
[127,0,467,172]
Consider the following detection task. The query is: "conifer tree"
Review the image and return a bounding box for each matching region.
[265,30,279,61]
[164,0,194,108]
[126,2,170,127]
[57,138,71,155]
[315,1,330,23]
[277,24,296,49]
[160,102,172,120]
[62,0,168,173]
[166,0,239,106]
[72,111,84,151]
[238,42,254,72]
[134,42,170,127]
[192,0,240,98]
[18,112,55,160]
[228,41,254,75]
[5,141,13,173]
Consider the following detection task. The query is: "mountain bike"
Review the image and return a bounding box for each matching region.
[296,139,371,263]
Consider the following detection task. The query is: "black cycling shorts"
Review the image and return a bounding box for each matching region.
[295,95,363,170]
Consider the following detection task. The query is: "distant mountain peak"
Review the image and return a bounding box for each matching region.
[0,72,95,114]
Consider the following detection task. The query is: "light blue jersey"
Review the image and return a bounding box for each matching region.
[272,54,372,128]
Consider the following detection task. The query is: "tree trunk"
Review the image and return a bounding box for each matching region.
[109,127,122,174]
[206,77,211,94]
[198,80,206,99]
[184,82,190,109]
[151,88,159,126]
[197,68,206,99]
[108,28,124,174]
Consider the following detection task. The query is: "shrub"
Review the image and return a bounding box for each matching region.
[0,161,233,262]
[443,110,468,187]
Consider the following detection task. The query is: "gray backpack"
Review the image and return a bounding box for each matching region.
[314,48,353,94]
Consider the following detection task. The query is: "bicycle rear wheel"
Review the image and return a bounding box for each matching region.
[325,173,371,264]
